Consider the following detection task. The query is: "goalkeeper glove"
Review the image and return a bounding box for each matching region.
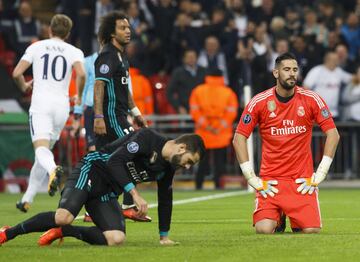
[240,161,279,198]
[295,156,333,195]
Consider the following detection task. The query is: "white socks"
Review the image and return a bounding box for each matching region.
[21,159,47,203]
[35,146,56,175]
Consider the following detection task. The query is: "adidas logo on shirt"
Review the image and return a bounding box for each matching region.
[269,112,277,118]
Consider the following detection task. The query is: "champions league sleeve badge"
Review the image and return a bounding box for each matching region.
[100,64,110,74]
[242,114,252,124]
[321,108,330,118]
[127,142,139,153]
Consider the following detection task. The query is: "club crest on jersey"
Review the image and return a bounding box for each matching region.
[100,64,109,74]
[267,100,276,112]
[243,114,252,124]
[127,142,139,153]
[297,106,305,117]
[321,108,330,118]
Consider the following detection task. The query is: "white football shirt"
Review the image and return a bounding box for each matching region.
[303,65,351,117]
[21,38,84,112]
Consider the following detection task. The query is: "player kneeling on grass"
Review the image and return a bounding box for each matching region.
[0,129,205,246]
[233,52,340,234]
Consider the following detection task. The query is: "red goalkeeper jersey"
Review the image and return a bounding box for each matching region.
[236,86,336,180]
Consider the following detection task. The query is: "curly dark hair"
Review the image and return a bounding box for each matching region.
[98,11,128,45]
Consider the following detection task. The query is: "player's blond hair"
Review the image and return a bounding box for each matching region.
[50,14,73,39]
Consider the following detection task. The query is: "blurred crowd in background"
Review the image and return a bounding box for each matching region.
[1,0,360,189]
[1,0,360,120]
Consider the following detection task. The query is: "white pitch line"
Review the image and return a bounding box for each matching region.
[75,190,250,220]
[166,217,360,223]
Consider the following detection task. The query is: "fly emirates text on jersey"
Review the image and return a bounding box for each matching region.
[270,120,307,136]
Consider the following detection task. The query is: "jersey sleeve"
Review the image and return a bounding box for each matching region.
[235,96,261,138]
[72,48,84,64]
[20,43,37,64]
[310,91,336,132]
[157,168,174,234]
[303,67,318,90]
[105,130,151,192]
[94,52,116,82]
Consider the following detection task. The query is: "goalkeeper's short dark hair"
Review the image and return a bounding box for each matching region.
[275,52,297,68]
[174,134,206,160]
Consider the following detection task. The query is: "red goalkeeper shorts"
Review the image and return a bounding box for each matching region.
[253,179,322,229]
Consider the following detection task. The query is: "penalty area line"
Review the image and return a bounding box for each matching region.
[75,190,250,220]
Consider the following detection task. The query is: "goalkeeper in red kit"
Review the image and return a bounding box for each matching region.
[233,52,340,234]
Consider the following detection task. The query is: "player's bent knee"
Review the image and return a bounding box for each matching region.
[255,219,277,234]
[302,228,321,234]
[55,208,74,225]
[255,226,275,234]
[104,230,126,246]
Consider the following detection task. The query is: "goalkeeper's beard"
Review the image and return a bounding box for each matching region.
[279,77,296,90]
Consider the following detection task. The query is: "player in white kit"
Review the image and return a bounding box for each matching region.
[12,14,86,212]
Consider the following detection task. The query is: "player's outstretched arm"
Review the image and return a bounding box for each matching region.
[296,128,340,194]
[233,133,278,198]
[93,80,107,135]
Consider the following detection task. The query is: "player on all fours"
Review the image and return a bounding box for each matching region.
[0,130,205,247]
[12,14,86,212]
[233,52,340,234]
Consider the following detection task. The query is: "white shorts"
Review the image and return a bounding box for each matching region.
[29,108,69,142]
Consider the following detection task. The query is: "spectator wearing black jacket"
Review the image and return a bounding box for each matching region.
[167,49,206,114]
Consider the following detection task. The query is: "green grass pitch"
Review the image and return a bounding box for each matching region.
[1,189,360,261]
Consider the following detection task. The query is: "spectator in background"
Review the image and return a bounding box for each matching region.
[189,68,238,189]
[14,1,40,60]
[129,65,154,117]
[291,34,322,80]
[269,16,289,44]
[284,6,302,42]
[303,9,329,48]
[126,0,149,47]
[340,12,360,62]
[326,30,342,51]
[170,12,198,67]
[228,37,252,98]
[167,49,206,115]
[146,0,177,73]
[250,0,280,25]
[268,38,289,72]
[335,44,357,73]
[198,35,229,84]
[93,0,114,52]
[303,51,352,120]
[250,24,271,94]
[342,65,360,121]
[56,0,80,46]
[189,1,209,27]
[317,0,342,31]
[226,0,248,38]
[77,0,96,56]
